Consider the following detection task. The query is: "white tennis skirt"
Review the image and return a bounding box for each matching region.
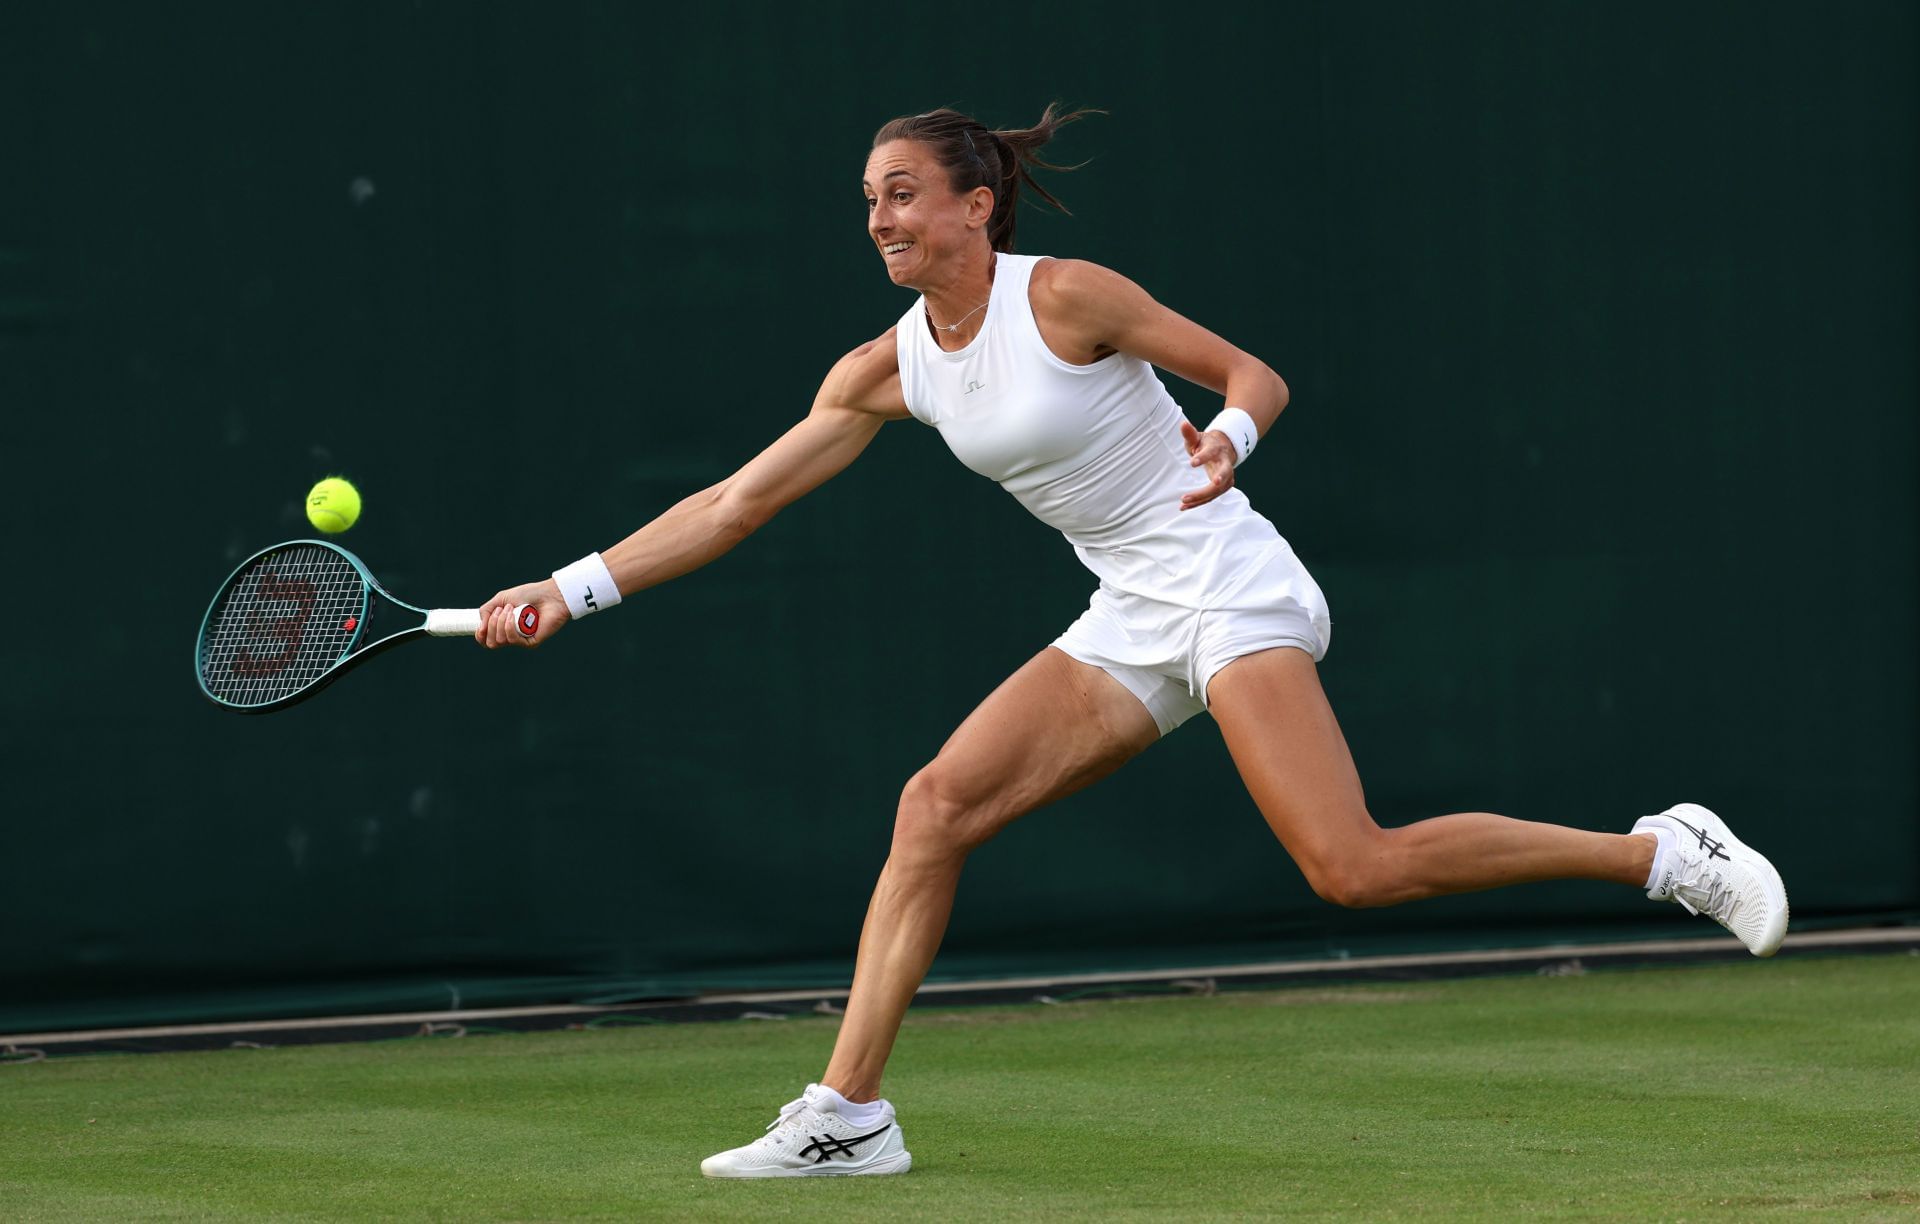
[1051,538,1332,736]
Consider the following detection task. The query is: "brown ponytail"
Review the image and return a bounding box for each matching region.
[871,102,1103,252]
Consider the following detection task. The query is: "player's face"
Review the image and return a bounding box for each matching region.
[863,139,987,288]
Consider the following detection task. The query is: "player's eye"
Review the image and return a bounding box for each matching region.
[893,192,911,204]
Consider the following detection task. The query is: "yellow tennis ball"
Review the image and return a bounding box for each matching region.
[306,477,361,533]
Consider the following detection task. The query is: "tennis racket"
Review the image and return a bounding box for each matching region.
[196,538,536,714]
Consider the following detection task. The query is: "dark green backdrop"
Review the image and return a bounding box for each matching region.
[4,2,1914,1033]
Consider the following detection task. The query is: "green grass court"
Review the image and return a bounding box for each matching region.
[4,955,1916,1220]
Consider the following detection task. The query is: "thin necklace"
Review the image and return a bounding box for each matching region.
[928,253,996,335]
[928,298,989,333]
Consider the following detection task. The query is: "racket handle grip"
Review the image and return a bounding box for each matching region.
[425,605,539,638]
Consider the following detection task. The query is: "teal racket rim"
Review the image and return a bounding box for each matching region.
[195,539,374,713]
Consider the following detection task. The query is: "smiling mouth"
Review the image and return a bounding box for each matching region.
[882,241,915,257]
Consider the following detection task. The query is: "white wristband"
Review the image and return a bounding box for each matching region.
[552,552,621,619]
[1204,407,1259,466]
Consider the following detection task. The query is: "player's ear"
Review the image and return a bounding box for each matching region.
[966,186,994,229]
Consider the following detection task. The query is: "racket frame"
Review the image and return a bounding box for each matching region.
[196,539,465,714]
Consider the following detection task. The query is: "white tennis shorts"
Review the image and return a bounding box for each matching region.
[1052,539,1332,736]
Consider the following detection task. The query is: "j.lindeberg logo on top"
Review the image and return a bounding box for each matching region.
[963,380,986,395]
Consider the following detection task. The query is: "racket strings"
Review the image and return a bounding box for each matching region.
[199,544,365,707]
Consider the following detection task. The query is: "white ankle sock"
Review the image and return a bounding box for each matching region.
[1641,827,1675,894]
[815,1085,888,1126]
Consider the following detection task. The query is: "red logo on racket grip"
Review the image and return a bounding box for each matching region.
[516,605,540,637]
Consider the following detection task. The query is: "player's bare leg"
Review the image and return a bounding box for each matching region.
[822,646,1160,1101]
[1209,647,1787,949]
[701,647,1158,1176]
[1206,646,1653,905]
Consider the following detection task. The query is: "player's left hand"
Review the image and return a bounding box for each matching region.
[1179,420,1237,510]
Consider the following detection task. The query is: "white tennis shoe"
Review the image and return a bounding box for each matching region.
[700,1084,912,1178]
[1634,803,1789,957]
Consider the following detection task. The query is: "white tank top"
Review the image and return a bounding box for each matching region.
[895,253,1289,609]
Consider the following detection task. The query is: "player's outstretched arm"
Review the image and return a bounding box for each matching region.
[476,330,909,648]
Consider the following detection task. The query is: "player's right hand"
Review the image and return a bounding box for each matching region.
[476,579,571,649]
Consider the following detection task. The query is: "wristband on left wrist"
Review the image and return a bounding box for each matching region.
[1204,406,1259,466]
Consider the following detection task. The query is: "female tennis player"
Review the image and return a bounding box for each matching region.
[473,104,1788,1178]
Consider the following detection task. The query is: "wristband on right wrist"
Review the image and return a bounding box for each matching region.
[552,552,621,619]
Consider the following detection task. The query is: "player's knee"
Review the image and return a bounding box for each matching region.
[1307,866,1387,910]
[892,766,993,862]
[1299,829,1402,909]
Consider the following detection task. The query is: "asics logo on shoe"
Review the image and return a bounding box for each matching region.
[799,1123,891,1164]
[1676,818,1730,861]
